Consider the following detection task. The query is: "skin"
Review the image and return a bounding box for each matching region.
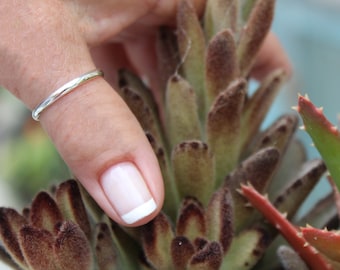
[0,0,291,226]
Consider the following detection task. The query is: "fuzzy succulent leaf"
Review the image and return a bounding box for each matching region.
[241,69,286,151]
[298,95,340,188]
[177,0,206,117]
[207,79,246,184]
[273,159,326,219]
[29,192,63,233]
[251,114,298,154]
[141,212,174,269]
[221,229,266,269]
[0,208,27,269]
[277,245,309,270]
[54,221,93,270]
[205,30,238,108]
[171,236,195,270]
[166,75,202,147]
[19,226,59,270]
[204,0,237,41]
[176,197,206,241]
[55,180,91,240]
[172,140,214,205]
[95,223,118,270]
[188,241,223,270]
[227,147,280,231]
[237,0,275,75]
[205,186,234,253]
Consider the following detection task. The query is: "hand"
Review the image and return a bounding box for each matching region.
[0,0,291,226]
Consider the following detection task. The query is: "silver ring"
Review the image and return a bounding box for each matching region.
[32,69,104,121]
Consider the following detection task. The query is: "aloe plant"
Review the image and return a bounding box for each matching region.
[0,0,338,269]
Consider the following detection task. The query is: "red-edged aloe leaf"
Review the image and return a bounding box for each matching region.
[171,236,195,270]
[204,0,237,41]
[206,186,233,253]
[141,212,174,269]
[301,226,340,263]
[241,69,286,151]
[55,180,91,240]
[207,79,246,185]
[0,208,27,268]
[172,140,214,206]
[54,221,93,270]
[237,0,275,75]
[94,223,118,270]
[177,0,206,117]
[176,197,206,242]
[205,30,238,108]
[221,228,267,269]
[19,226,59,270]
[298,94,340,188]
[165,75,202,148]
[277,245,309,270]
[188,241,223,270]
[241,184,332,270]
[29,192,63,233]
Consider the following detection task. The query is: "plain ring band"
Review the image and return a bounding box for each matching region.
[32,69,104,121]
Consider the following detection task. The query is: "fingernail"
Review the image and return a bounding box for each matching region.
[100,162,157,224]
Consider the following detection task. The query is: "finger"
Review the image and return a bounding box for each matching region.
[0,1,164,226]
[250,32,293,81]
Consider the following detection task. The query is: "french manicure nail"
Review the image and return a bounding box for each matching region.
[100,162,157,224]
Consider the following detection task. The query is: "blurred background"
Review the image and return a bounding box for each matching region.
[0,0,339,268]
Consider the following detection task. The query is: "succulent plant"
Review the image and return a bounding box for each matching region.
[0,0,338,269]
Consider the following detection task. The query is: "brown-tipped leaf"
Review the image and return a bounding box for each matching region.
[206,186,233,253]
[30,192,63,233]
[177,0,206,116]
[0,208,27,268]
[188,241,223,270]
[95,223,118,270]
[176,197,206,242]
[226,147,280,231]
[55,180,91,240]
[237,0,275,75]
[19,226,59,270]
[54,221,93,270]
[141,212,174,269]
[205,30,238,107]
[171,236,195,270]
[172,140,214,205]
[207,79,246,185]
[241,69,286,150]
[273,159,326,219]
[166,75,202,147]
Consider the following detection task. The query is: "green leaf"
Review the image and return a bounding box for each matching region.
[298,95,340,188]
[237,0,275,75]
[165,75,202,148]
[172,140,215,205]
[206,79,246,184]
[204,0,237,41]
[176,197,206,242]
[177,0,206,118]
[205,186,233,253]
[141,213,174,269]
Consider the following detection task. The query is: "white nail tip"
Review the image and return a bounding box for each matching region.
[121,198,157,224]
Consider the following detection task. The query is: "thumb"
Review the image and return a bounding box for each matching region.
[40,76,164,226]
